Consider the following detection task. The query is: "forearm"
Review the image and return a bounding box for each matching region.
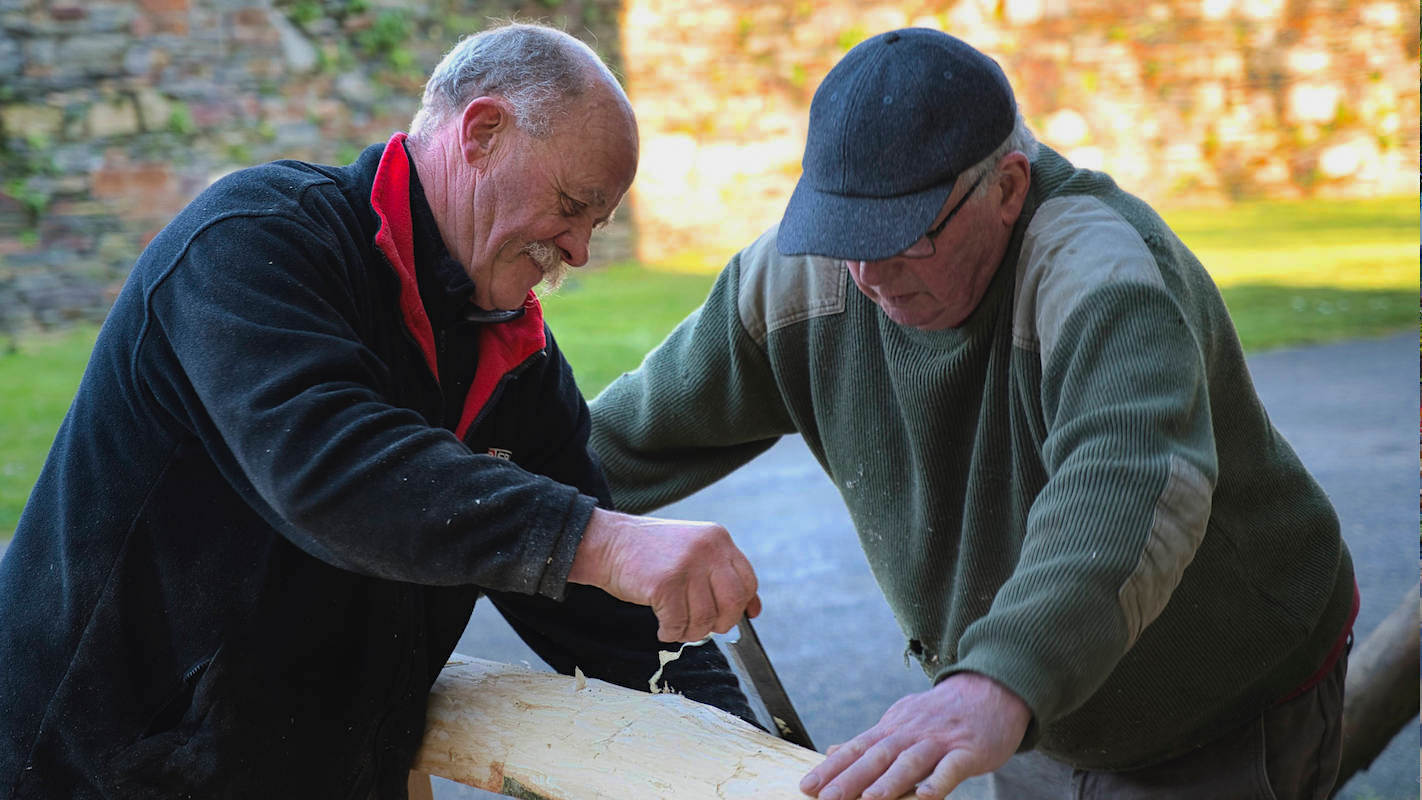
[589,258,794,514]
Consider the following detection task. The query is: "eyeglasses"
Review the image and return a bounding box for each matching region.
[899,173,985,259]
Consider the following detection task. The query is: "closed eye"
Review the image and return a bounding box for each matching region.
[559,192,588,218]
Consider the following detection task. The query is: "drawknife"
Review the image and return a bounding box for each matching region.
[718,614,817,751]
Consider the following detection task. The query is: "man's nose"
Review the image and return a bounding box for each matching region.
[555,223,592,267]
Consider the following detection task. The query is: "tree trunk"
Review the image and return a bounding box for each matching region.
[409,655,915,800]
[1335,588,1420,791]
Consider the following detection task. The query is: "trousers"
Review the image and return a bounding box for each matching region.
[990,654,1348,800]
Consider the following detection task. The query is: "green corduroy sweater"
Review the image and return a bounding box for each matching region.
[588,146,1355,770]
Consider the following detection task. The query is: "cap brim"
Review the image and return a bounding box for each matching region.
[777,177,955,261]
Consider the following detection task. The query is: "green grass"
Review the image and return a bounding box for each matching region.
[540,262,719,394]
[1165,196,1417,290]
[1,196,1416,541]
[1164,196,1418,352]
[0,325,97,539]
[1216,285,1416,352]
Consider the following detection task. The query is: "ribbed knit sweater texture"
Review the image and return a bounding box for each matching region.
[588,146,1354,769]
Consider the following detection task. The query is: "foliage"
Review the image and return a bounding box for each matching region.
[166,102,196,136]
[355,10,414,71]
[836,25,868,52]
[0,133,60,232]
[2,178,50,218]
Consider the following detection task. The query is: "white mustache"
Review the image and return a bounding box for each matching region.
[521,241,568,291]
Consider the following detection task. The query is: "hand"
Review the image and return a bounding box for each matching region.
[799,672,1030,800]
[568,507,761,642]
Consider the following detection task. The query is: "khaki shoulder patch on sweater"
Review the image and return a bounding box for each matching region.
[736,224,847,346]
[1118,454,1213,646]
[1013,196,1165,363]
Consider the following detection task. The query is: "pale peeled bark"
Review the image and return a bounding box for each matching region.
[410,654,915,800]
[1335,588,1420,789]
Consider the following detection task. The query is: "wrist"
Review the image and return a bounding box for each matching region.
[567,507,619,587]
[940,671,1033,732]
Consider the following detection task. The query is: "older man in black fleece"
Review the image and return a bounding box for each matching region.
[0,23,760,800]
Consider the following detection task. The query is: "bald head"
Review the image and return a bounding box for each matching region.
[402,24,638,312]
[410,23,632,141]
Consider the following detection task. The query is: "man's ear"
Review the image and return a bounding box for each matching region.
[994,151,1031,226]
[459,96,510,167]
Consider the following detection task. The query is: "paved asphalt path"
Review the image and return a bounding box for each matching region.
[3,334,1412,797]
[440,330,1419,800]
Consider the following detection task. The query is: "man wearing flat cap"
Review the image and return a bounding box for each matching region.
[590,28,1355,800]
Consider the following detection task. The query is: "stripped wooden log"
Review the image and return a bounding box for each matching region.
[1335,588,1420,790]
[410,654,915,800]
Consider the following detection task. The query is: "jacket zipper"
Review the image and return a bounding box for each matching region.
[181,655,213,684]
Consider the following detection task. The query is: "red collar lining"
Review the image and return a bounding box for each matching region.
[457,296,546,439]
[370,133,438,381]
[369,133,548,440]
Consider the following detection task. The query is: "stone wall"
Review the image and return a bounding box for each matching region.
[0,0,624,340]
[0,0,1416,335]
[625,0,1419,264]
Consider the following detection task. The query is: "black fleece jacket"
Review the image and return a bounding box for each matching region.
[0,135,748,800]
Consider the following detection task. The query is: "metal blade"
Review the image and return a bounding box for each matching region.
[720,614,816,751]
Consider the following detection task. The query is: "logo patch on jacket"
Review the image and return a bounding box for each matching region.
[487,448,513,460]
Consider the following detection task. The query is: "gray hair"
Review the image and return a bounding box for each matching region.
[963,110,1039,196]
[410,23,613,138]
